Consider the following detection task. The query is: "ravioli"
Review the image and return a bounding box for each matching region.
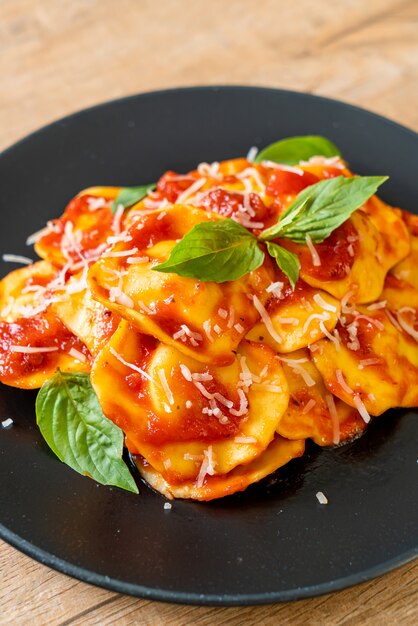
[311,306,418,415]
[277,349,366,446]
[35,187,121,268]
[0,310,91,388]
[0,261,57,322]
[91,320,290,487]
[246,279,341,352]
[134,436,305,501]
[281,212,401,303]
[3,146,417,502]
[51,275,120,357]
[88,205,275,365]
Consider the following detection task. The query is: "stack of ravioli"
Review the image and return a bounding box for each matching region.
[0,155,417,500]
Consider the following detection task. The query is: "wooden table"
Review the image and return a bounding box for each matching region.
[1,1,417,623]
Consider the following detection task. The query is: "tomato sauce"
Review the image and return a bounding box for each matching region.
[36,194,115,265]
[110,332,243,446]
[0,311,90,384]
[156,171,197,203]
[281,220,359,282]
[265,170,319,197]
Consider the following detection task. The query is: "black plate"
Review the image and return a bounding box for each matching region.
[0,87,417,606]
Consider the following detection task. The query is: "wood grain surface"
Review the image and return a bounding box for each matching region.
[0,1,417,624]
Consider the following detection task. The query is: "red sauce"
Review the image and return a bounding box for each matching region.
[37,195,114,265]
[266,170,319,197]
[282,220,359,282]
[108,330,243,446]
[198,188,274,227]
[93,310,120,353]
[143,371,243,446]
[265,278,317,312]
[128,210,190,250]
[337,313,383,359]
[0,312,90,384]
[156,171,197,203]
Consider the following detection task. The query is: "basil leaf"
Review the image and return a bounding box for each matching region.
[266,242,300,289]
[255,135,342,165]
[112,183,156,213]
[154,219,264,282]
[260,175,388,243]
[36,371,138,493]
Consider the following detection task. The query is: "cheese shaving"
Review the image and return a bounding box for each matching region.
[196,446,216,488]
[10,345,59,353]
[176,178,206,204]
[302,399,317,414]
[313,293,337,312]
[2,254,33,265]
[353,395,371,423]
[252,295,283,344]
[109,347,155,383]
[316,491,328,504]
[305,234,321,267]
[246,147,258,163]
[262,160,304,175]
[336,369,353,394]
[158,368,174,405]
[68,347,87,362]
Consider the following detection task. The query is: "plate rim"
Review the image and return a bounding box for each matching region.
[0,85,417,606]
[1,522,417,606]
[1,85,417,160]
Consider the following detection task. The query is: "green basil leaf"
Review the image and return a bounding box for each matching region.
[36,371,138,493]
[266,242,300,289]
[112,183,156,213]
[254,135,342,165]
[260,175,388,243]
[154,218,264,282]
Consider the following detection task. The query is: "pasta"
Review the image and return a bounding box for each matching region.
[1,136,417,500]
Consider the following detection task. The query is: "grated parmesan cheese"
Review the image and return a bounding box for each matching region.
[252,295,283,344]
[196,446,216,488]
[316,491,328,505]
[336,369,353,394]
[10,345,58,354]
[234,435,258,444]
[313,293,337,312]
[176,178,206,204]
[302,398,317,414]
[126,256,149,264]
[246,146,258,162]
[305,235,321,267]
[262,160,304,175]
[68,347,87,362]
[109,347,155,383]
[367,301,387,311]
[158,369,174,405]
[179,363,192,382]
[2,254,33,265]
[203,320,214,342]
[266,281,284,299]
[302,312,330,336]
[353,395,371,423]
